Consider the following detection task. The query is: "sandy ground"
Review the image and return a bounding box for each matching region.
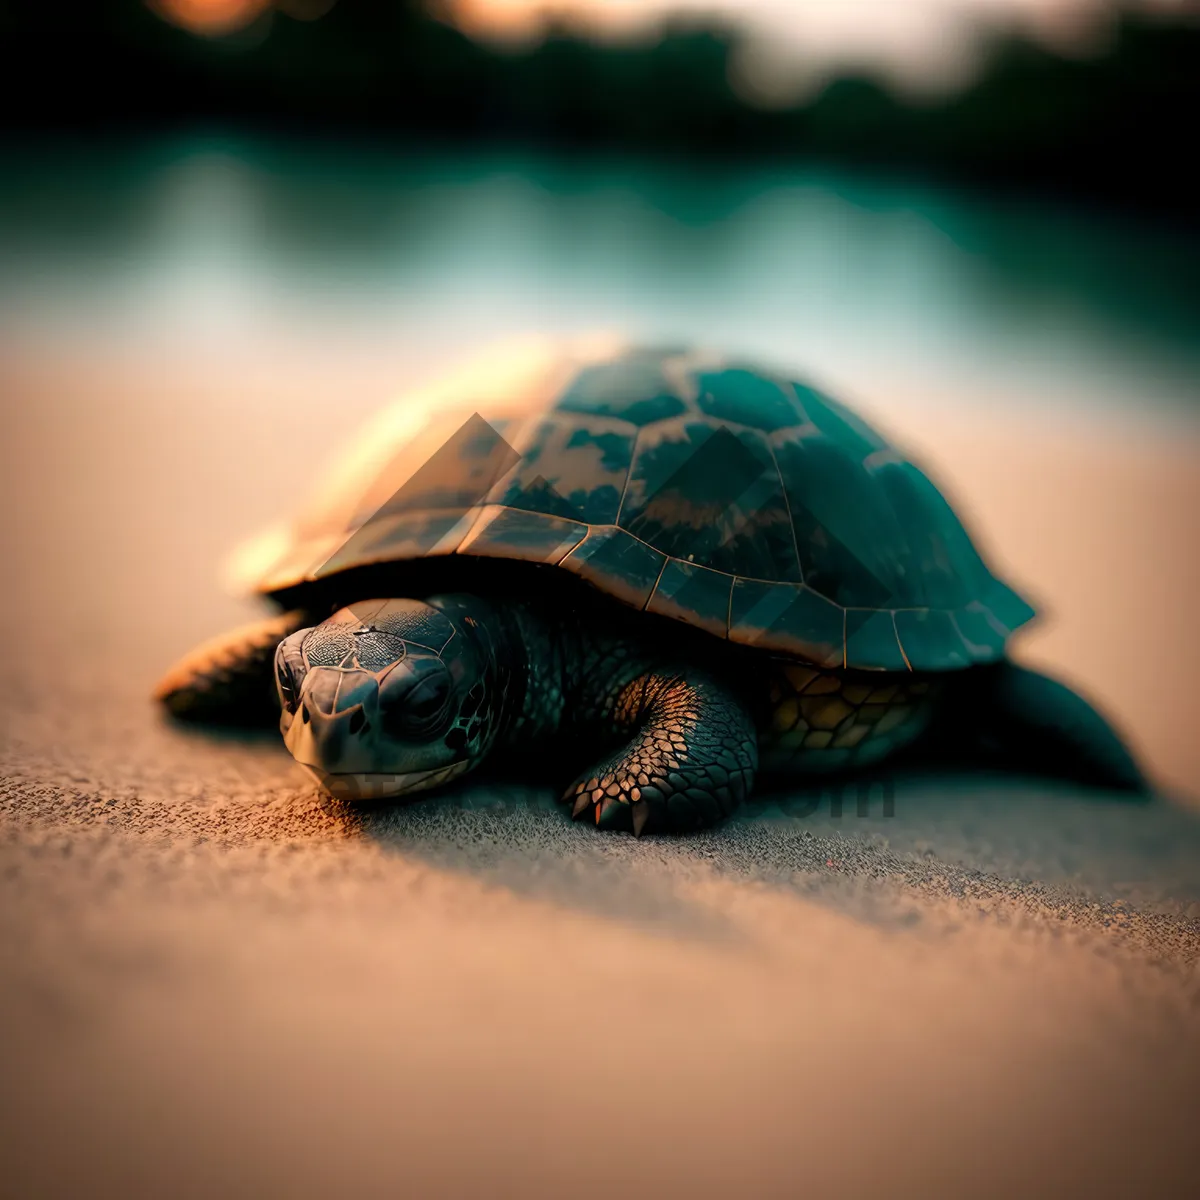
[2,337,1199,1199]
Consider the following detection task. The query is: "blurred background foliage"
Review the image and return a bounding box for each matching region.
[1,1,1197,225]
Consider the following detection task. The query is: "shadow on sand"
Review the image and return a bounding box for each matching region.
[322,767,1200,943]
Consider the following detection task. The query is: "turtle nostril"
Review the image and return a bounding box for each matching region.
[301,703,311,724]
[348,709,367,736]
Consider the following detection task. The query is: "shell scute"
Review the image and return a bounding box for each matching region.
[771,433,910,608]
[794,383,890,461]
[728,579,844,668]
[252,342,1035,671]
[620,420,799,583]
[559,526,667,609]
[894,609,971,672]
[868,457,987,610]
[646,558,734,639]
[844,609,908,672]
[456,506,587,565]
[693,366,805,432]
[556,353,688,426]
[491,415,633,525]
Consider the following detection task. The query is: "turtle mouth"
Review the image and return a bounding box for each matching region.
[302,758,472,802]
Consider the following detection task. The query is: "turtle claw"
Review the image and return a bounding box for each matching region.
[631,800,652,837]
[561,767,673,834]
[563,779,638,832]
[596,795,632,831]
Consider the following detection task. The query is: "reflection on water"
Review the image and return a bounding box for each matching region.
[2,135,1198,427]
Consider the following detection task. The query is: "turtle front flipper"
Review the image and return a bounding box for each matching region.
[562,670,758,836]
[154,610,310,726]
[943,661,1147,793]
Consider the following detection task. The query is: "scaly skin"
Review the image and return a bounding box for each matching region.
[156,592,939,833]
[494,597,934,834]
[159,587,1142,836]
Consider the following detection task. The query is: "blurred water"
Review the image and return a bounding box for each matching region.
[2,135,1198,429]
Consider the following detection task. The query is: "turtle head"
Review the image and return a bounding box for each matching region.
[274,597,503,801]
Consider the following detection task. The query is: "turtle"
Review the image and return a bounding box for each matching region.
[155,337,1144,834]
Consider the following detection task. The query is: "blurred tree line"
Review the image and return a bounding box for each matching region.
[1,1,1196,224]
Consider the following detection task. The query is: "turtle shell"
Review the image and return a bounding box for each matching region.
[239,337,1034,672]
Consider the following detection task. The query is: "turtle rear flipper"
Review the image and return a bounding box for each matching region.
[154,610,309,727]
[936,661,1147,794]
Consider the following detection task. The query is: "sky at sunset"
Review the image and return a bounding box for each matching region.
[152,1,1188,99]
[437,0,1165,97]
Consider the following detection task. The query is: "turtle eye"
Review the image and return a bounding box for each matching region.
[380,668,452,738]
[406,676,449,722]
